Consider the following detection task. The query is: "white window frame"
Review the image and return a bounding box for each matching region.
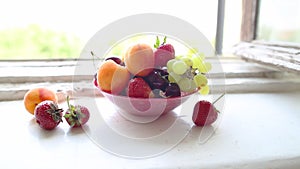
[234,0,300,74]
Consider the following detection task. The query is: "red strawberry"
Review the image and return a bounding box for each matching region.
[34,100,63,130]
[192,101,218,126]
[127,77,154,98]
[153,36,175,67]
[192,93,224,126]
[64,96,90,128]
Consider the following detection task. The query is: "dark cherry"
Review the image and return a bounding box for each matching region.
[93,73,98,87]
[165,83,181,97]
[144,71,169,91]
[153,68,169,77]
[105,57,123,65]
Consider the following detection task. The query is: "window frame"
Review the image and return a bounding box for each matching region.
[234,0,300,74]
[1,0,300,101]
[240,0,259,42]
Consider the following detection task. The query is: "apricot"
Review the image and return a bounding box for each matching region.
[97,60,131,94]
[124,43,154,76]
[24,87,58,115]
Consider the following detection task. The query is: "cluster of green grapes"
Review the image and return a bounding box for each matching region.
[166,49,211,95]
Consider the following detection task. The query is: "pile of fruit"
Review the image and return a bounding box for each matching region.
[23,87,90,130]
[94,36,211,98]
[23,36,221,131]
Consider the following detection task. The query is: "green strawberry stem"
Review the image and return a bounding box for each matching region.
[67,95,71,110]
[154,36,160,49]
[212,93,225,105]
[65,95,86,127]
[65,96,76,116]
[154,36,168,48]
[162,36,167,45]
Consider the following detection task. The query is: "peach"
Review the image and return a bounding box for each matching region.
[124,43,154,76]
[24,87,58,115]
[97,60,131,94]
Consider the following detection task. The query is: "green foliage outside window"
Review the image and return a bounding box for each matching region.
[0,24,83,60]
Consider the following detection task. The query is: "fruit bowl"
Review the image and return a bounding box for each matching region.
[94,35,212,118]
[100,90,197,117]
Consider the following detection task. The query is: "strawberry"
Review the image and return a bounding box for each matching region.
[154,36,175,67]
[127,77,154,98]
[192,100,218,126]
[192,93,224,126]
[64,96,90,128]
[34,100,63,130]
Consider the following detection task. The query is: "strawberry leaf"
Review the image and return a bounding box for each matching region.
[64,112,71,118]
[162,36,167,45]
[154,36,160,49]
[46,103,63,123]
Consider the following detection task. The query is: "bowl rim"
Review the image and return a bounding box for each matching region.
[99,89,198,100]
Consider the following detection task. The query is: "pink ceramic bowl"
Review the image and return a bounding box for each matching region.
[100,90,197,117]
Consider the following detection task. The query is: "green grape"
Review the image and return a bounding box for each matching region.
[193,74,208,87]
[175,55,183,59]
[199,85,210,95]
[172,60,188,75]
[178,78,191,92]
[166,48,211,94]
[181,57,193,67]
[197,62,211,73]
[167,59,176,73]
[191,56,203,69]
[196,62,206,73]
[190,80,197,91]
[204,62,212,72]
[187,48,198,58]
[186,53,193,59]
[168,72,182,83]
[189,79,197,92]
[178,78,197,92]
[187,48,205,60]
[198,53,205,60]
[168,75,175,83]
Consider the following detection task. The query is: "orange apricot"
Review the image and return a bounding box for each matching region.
[97,60,130,94]
[24,87,58,115]
[124,43,154,76]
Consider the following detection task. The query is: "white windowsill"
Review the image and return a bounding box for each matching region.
[1,57,300,169]
[1,92,300,169]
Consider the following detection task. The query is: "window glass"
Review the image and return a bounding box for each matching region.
[222,0,242,55]
[257,0,300,43]
[0,0,218,60]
